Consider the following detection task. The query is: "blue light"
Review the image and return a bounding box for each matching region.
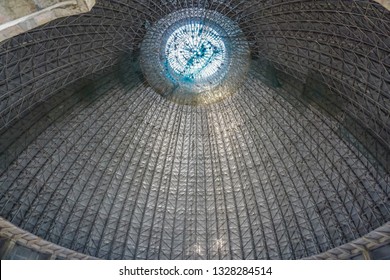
[140,8,250,105]
[164,23,226,82]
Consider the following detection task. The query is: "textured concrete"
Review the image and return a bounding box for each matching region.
[0,217,95,259]
[0,0,95,42]
[375,0,390,10]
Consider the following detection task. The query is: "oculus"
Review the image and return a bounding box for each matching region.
[141,8,250,105]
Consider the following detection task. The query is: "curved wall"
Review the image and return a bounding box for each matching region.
[0,0,389,260]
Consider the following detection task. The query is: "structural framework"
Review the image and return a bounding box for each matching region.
[0,0,389,260]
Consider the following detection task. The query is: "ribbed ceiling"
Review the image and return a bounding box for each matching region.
[0,0,389,260]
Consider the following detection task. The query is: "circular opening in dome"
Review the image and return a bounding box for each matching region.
[140,8,250,105]
[164,22,227,83]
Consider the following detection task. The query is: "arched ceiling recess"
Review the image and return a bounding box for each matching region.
[0,0,389,260]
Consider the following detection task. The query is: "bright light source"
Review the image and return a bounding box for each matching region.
[141,8,250,105]
[165,22,226,82]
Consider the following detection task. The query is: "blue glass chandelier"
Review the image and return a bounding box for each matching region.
[164,22,226,82]
[141,8,250,105]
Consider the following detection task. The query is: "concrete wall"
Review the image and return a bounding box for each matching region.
[0,217,95,260]
[375,0,390,10]
[0,0,95,42]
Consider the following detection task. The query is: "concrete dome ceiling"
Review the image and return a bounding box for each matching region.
[0,0,389,260]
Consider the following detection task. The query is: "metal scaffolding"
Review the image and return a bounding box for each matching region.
[0,0,389,260]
